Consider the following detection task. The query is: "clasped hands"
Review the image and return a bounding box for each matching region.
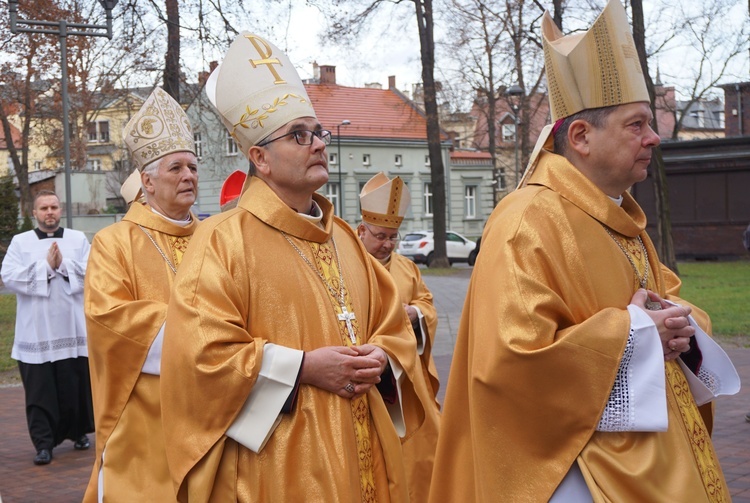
[299,344,388,398]
[631,289,694,362]
[47,242,62,270]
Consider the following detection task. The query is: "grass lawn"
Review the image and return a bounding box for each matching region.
[0,294,16,372]
[677,260,750,343]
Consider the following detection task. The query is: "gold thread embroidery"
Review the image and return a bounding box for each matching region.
[231,94,309,135]
[617,232,729,502]
[308,240,377,503]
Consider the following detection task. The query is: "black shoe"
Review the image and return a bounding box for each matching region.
[33,449,52,465]
[74,434,90,450]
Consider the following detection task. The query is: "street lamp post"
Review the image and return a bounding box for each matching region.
[336,120,351,218]
[505,84,524,187]
[8,0,119,229]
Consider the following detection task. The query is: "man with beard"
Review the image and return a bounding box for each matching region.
[1,190,93,466]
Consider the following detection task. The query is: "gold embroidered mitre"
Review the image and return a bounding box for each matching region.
[543,0,650,121]
[359,172,410,229]
[123,87,196,172]
[205,32,316,156]
[520,0,651,188]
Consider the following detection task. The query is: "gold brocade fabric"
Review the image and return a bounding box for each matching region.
[385,253,440,503]
[308,240,377,503]
[429,150,728,503]
[169,235,191,267]
[83,203,198,502]
[385,254,440,400]
[160,177,422,502]
[610,230,727,502]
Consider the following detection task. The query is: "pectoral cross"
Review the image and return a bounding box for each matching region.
[337,305,357,344]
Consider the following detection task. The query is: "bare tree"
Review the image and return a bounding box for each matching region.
[631,0,678,272]
[312,0,450,267]
[163,0,181,101]
[0,1,66,217]
[444,0,508,203]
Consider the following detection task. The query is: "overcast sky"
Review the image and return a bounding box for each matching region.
[263,0,749,102]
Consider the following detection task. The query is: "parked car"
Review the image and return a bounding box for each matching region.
[397,231,477,266]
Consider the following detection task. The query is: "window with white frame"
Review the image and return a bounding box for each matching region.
[424,154,430,166]
[225,130,238,156]
[329,152,338,165]
[325,183,340,215]
[395,154,402,166]
[423,183,433,216]
[87,121,110,143]
[362,153,371,166]
[34,161,42,171]
[194,132,203,159]
[465,185,477,218]
[86,158,102,171]
[502,123,516,141]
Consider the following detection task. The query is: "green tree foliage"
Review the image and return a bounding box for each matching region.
[0,177,19,240]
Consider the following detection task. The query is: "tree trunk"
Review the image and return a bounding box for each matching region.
[552,0,563,30]
[163,0,180,101]
[631,0,678,273]
[414,0,449,268]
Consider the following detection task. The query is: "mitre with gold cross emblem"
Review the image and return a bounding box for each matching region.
[205,32,317,157]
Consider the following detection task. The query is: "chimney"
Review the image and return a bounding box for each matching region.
[388,75,396,89]
[198,71,209,86]
[320,65,336,85]
[209,60,218,73]
[312,61,320,80]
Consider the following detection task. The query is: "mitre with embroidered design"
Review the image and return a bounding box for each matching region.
[123,87,195,172]
[543,0,650,121]
[359,172,411,229]
[205,32,316,157]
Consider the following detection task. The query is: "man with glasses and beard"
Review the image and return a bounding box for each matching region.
[1,190,93,466]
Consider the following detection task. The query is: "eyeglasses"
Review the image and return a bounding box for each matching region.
[258,129,332,147]
[364,224,400,243]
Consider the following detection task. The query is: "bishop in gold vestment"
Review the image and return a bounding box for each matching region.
[161,177,427,502]
[430,152,739,502]
[85,203,197,501]
[357,173,440,503]
[84,86,199,501]
[431,2,739,501]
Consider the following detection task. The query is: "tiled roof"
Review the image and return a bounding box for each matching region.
[451,150,492,160]
[305,84,448,141]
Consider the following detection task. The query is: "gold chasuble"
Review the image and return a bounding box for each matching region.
[161,177,429,502]
[384,253,441,503]
[385,253,440,400]
[84,202,198,502]
[429,150,730,503]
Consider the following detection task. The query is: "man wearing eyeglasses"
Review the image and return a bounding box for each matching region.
[358,172,440,502]
[161,33,432,502]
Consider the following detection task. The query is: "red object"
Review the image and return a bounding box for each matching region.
[220,170,247,206]
[419,242,428,248]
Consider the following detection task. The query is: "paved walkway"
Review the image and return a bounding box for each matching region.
[0,267,748,502]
